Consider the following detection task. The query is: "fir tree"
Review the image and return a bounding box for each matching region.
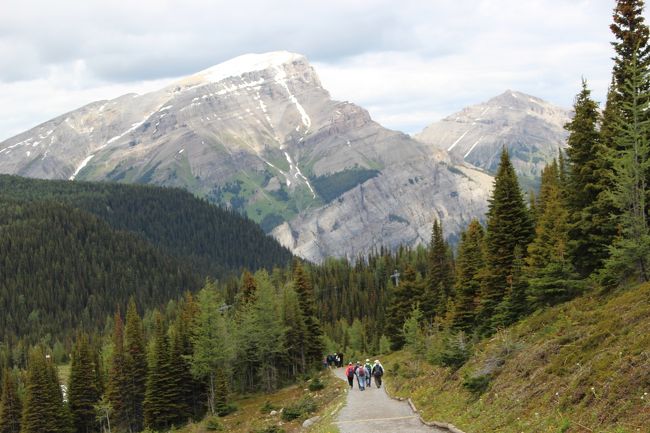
[281,286,308,376]
[143,312,177,430]
[527,161,583,306]
[21,347,71,433]
[106,312,128,433]
[68,334,100,433]
[493,245,529,327]
[0,369,21,433]
[190,281,233,416]
[123,298,146,433]
[451,220,485,332]
[239,270,257,306]
[292,261,324,368]
[385,265,423,350]
[422,220,454,320]
[564,80,613,276]
[478,148,533,333]
[601,50,650,284]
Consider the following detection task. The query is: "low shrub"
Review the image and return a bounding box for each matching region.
[205,416,224,431]
[281,397,317,421]
[462,374,491,397]
[308,377,325,391]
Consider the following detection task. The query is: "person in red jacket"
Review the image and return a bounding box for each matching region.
[345,362,355,389]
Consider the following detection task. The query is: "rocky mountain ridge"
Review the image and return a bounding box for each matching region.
[415,90,571,188]
[0,52,496,261]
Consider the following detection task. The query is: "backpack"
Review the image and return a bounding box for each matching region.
[365,363,372,374]
[357,366,365,377]
[373,365,383,377]
[346,366,354,378]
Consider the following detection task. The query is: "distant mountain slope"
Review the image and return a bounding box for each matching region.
[416,90,571,189]
[0,199,202,342]
[0,175,294,276]
[0,52,492,262]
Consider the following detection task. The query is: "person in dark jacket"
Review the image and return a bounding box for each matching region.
[372,359,384,388]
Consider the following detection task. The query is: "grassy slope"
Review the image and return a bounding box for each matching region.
[179,371,344,433]
[384,283,650,433]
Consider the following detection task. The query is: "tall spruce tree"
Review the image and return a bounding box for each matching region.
[143,312,177,430]
[21,347,71,433]
[0,369,21,433]
[123,299,146,433]
[478,148,533,333]
[527,161,583,306]
[601,50,650,284]
[281,286,308,376]
[422,220,455,320]
[106,312,128,432]
[385,265,423,350]
[451,220,485,332]
[292,261,324,368]
[68,334,100,433]
[493,245,529,327]
[190,281,233,416]
[564,80,613,276]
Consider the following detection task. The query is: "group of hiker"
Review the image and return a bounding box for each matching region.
[325,352,345,368]
[344,359,384,391]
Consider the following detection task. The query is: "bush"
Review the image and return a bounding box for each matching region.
[281,397,317,421]
[462,374,491,396]
[308,377,325,391]
[437,332,471,370]
[205,416,224,431]
[216,403,237,417]
[260,400,279,414]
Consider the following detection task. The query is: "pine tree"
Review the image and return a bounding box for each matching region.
[478,148,533,333]
[176,292,205,420]
[68,334,100,433]
[493,245,529,327]
[21,347,71,433]
[292,261,324,368]
[451,220,485,332]
[527,161,583,306]
[123,298,146,433]
[0,369,21,433]
[565,80,613,276]
[190,281,233,416]
[601,49,650,284]
[106,311,128,433]
[422,220,454,320]
[143,312,177,430]
[385,265,423,350]
[239,270,257,306]
[281,286,308,376]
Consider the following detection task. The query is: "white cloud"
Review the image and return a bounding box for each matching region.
[0,0,635,140]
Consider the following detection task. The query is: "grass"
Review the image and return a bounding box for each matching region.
[384,283,650,433]
[178,370,345,433]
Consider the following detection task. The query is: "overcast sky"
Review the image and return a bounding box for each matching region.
[0,0,633,141]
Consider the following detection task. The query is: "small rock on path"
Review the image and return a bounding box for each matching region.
[332,367,446,433]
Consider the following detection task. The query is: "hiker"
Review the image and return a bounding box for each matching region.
[345,362,355,389]
[364,359,373,388]
[338,352,344,368]
[355,361,366,391]
[372,359,384,388]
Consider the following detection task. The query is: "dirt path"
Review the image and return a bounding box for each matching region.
[332,367,446,433]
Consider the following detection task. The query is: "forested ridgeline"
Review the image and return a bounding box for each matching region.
[0,175,293,276]
[0,200,202,345]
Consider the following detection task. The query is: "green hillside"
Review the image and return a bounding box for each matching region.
[0,200,201,342]
[385,283,650,433]
[0,175,293,276]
